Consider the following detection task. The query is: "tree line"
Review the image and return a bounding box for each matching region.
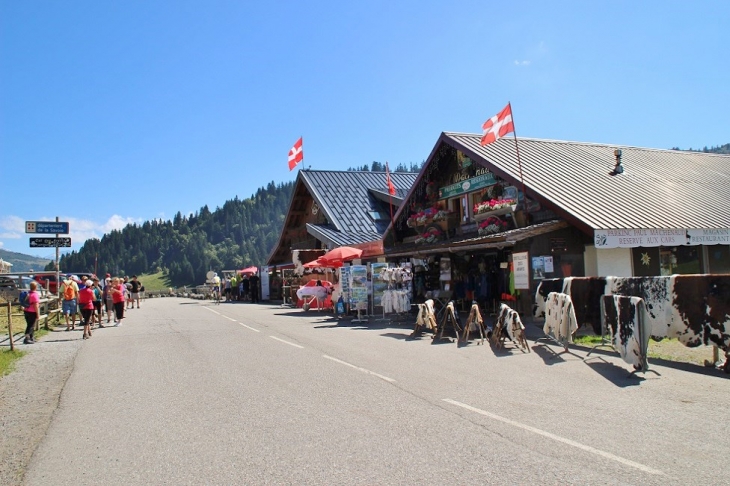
[50,161,421,287]
[49,181,294,287]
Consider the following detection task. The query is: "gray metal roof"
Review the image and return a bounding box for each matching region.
[300,170,418,237]
[443,133,730,231]
[306,223,382,248]
[267,170,419,265]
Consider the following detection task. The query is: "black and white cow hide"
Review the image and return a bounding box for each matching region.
[533,278,564,319]
[602,295,649,371]
[605,276,672,340]
[497,303,525,342]
[668,275,730,353]
[543,292,578,346]
[562,277,607,335]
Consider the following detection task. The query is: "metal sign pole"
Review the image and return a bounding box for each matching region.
[55,216,60,296]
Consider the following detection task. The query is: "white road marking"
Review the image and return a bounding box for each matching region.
[442,399,664,476]
[322,355,396,383]
[223,316,236,321]
[269,336,304,349]
[239,322,260,332]
[203,308,220,315]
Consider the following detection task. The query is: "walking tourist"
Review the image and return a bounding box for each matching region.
[22,281,41,344]
[111,277,126,325]
[61,276,79,331]
[78,279,95,339]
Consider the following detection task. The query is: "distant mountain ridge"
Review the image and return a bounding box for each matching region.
[0,248,53,273]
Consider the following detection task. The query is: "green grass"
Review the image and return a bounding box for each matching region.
[572,335,606,345]
[135,270,172,292]
[0,348,26,376]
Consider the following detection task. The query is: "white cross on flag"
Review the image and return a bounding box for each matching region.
[288,137,304,171]
[480,103,514,146]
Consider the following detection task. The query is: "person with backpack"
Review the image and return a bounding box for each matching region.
[78,279,95,339]
[21,281,41,344]
[61,276,79,331]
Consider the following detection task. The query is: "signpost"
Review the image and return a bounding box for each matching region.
[25,221,70,234]
[26,218,70,296]
[30,237,71,248]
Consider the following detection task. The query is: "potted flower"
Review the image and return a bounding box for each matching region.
[473,198,516,215]
[478,216,508,235]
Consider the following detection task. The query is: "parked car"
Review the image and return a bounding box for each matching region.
[0,275,48,302]
[33,272,62,294]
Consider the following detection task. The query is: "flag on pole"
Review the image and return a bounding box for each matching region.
[480,104,514,146]
[288,137,304,170]
[385,162,396,196]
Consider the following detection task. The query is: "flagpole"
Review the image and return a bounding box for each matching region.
[386,162,394,228]
[508,102,529,222]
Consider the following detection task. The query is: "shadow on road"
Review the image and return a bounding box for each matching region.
[583,357,645,387]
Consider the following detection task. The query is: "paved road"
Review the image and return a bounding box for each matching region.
[24,298,730,485]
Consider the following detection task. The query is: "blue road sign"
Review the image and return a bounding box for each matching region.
[25,221,70,234]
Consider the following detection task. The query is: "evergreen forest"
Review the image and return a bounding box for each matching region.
[48,181,294,287]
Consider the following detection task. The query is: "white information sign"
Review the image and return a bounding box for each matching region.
[594,228,730,249]
[513,252,530,290]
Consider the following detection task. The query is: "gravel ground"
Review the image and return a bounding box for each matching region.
[0,327,83,486]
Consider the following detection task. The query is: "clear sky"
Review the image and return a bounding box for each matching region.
[1,0,728,258]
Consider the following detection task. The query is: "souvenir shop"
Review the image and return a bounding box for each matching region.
[382,141,587,316]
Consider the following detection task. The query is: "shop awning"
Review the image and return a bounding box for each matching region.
[384,220,569,258]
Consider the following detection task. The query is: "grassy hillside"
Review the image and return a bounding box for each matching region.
[0,248,53,273]
[136,270,172,292]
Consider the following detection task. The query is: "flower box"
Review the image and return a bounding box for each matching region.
[473,205,517,223]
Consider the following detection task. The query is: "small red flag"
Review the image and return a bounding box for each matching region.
[288,137,304,170]
[481,104,514,146]
[385,162,396,196]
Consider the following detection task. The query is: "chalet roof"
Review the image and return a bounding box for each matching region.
[444,133,730,231]
[388,133,730,239]
[267,170,418,265]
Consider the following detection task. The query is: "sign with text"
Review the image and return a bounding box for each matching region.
[26,221,70,234]
[594,228,730,248]
[438,172,496,199]
[512,252,530,290]
[30,237,71,248]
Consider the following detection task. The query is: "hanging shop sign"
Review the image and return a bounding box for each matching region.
[513,252,530,290]
[594,228,730,249]
[438,171,496,199]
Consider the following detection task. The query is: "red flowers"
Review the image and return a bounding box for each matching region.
[473,198,516,215]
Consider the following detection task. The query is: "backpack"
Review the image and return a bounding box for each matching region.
[19,290,30,308]
[63,282,75,300]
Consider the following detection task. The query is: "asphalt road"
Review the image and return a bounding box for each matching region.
[23,298,730,485]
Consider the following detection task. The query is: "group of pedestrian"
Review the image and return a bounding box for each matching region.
[222,273,260,303]
[52,273,144,341]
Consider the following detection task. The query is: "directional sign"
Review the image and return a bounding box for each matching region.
[30,237,71,248]
[25,221,70,234]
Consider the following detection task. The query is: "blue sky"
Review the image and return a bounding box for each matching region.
[1,0,728,258]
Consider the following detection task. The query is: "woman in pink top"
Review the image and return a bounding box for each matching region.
[78,279,96,339]
[110,277,126,325]
[23,281,41,344]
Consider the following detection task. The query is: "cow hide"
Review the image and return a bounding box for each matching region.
[497,303,525,341]
[543,292,578,346]
[669,275,730,351]
[533,278,564,319]
[606,276,672,340]
[603,295,649,370]
[562,277,607,334]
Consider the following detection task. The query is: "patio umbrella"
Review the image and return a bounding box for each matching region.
[240,266,258,275]
[303,258,340,269]
[318,246,362,267]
